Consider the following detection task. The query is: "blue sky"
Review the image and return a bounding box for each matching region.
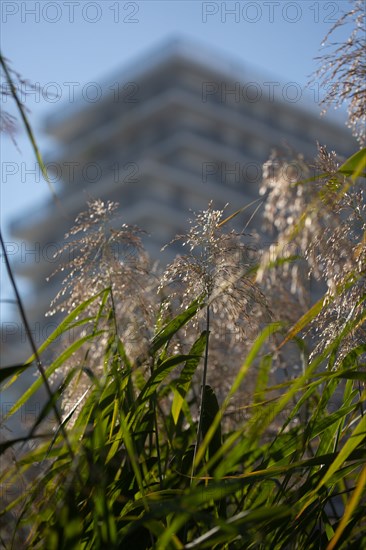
[0,0,354,311]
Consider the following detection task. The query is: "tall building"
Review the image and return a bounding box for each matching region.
[4,37,355,365]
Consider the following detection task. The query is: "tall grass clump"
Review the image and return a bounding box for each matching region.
[1,3,365,548]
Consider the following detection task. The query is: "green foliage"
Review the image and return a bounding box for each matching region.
[1,146,365,548]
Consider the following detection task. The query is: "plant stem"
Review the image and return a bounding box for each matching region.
[0,230,75,462]
[150,357,163,490]
[0,53,67,216]
[191,304,210,481]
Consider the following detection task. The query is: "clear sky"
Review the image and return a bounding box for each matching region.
[0,0,355,312]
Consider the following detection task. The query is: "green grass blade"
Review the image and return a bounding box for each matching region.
[171,332,206,425]
[149,297,203,355]
[4,330,104,420]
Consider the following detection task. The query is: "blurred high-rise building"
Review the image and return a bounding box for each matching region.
[4,37,355,366]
